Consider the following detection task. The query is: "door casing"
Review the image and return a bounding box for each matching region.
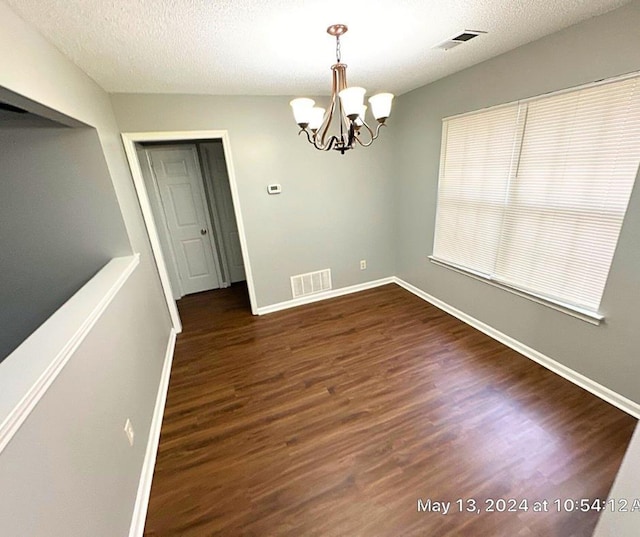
[121,130,258,332]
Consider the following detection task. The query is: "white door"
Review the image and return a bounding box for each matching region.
[147,145,221,295]
[202,142,246,283]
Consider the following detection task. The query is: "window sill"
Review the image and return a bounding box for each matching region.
[428,256,604,326]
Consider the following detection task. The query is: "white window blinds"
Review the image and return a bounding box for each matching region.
[433,74,640,314]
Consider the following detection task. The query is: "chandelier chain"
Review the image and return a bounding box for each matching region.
[335,36,341,63]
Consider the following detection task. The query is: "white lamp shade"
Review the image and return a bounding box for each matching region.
[338,87,366,119]
[290,98,315,126]
[308,107,325,131]
[368,93,394,121]
[355,105,367,127]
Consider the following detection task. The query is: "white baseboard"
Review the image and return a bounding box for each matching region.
[128,328,177,537]
[255,277,395,315]
[393,277,640,419]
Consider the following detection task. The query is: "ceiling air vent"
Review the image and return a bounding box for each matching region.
[291,269,332,299]
[433,30,487,51]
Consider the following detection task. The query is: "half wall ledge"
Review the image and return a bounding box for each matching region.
[0,254,140,453]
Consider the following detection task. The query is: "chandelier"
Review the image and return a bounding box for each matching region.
[289,24,394,154]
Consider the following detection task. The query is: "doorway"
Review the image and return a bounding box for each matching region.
[122,131,257,331]
[140,141,246,299]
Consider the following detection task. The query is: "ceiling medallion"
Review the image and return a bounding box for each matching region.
[289,24,394,155]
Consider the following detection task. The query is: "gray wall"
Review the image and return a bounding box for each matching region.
[393,1,640,404]
[0,126,130,359]
[0,272,170,537]
[0,1,173,535]
[110,94,397,307]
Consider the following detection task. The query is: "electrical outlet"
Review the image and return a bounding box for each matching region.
[124,418,135,447]
[360,259,367,270]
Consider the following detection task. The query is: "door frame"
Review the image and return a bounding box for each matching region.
[121,130,258,332]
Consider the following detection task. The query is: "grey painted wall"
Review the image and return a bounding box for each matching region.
[110,94,397,307]
[0,1,173,535]
[0,126,130,360]
[0,271,170,537]
[393,1,640,404]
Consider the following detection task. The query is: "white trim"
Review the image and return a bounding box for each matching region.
[0,254,140,454]
[122,135,183,332]
[256,277,395,315]
[128,328,177,537]
[219,131,258,312]
[392,277,640,419]
[121,130,259,319]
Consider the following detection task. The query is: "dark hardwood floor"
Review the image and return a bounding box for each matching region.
[144,283,636,537]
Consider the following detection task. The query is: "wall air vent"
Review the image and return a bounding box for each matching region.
[291,269,332,298]
[433,30,487,51]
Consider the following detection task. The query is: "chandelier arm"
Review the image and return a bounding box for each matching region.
[311,126,333,151]
[336,65,353,150]
[340,103,350,142]
[319,97,337,147]
[335,64,349,144]
[353,133,369,148]
[318,66,340,147]
[301,128,340,152]
[355,120,375,147]
[355,122,385,147]
[301,128,332,152]
[326,136,339,151]
[299,128,315,144]
[309,132,327,151]
[317,135,340,152]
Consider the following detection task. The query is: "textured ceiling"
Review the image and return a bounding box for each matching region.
[5,0,633,96]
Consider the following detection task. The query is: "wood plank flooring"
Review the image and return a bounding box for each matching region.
[144,283,636,537]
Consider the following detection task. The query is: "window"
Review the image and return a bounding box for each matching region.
[433,74,640,319]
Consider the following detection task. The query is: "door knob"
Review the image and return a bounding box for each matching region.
[200,228,207,235]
